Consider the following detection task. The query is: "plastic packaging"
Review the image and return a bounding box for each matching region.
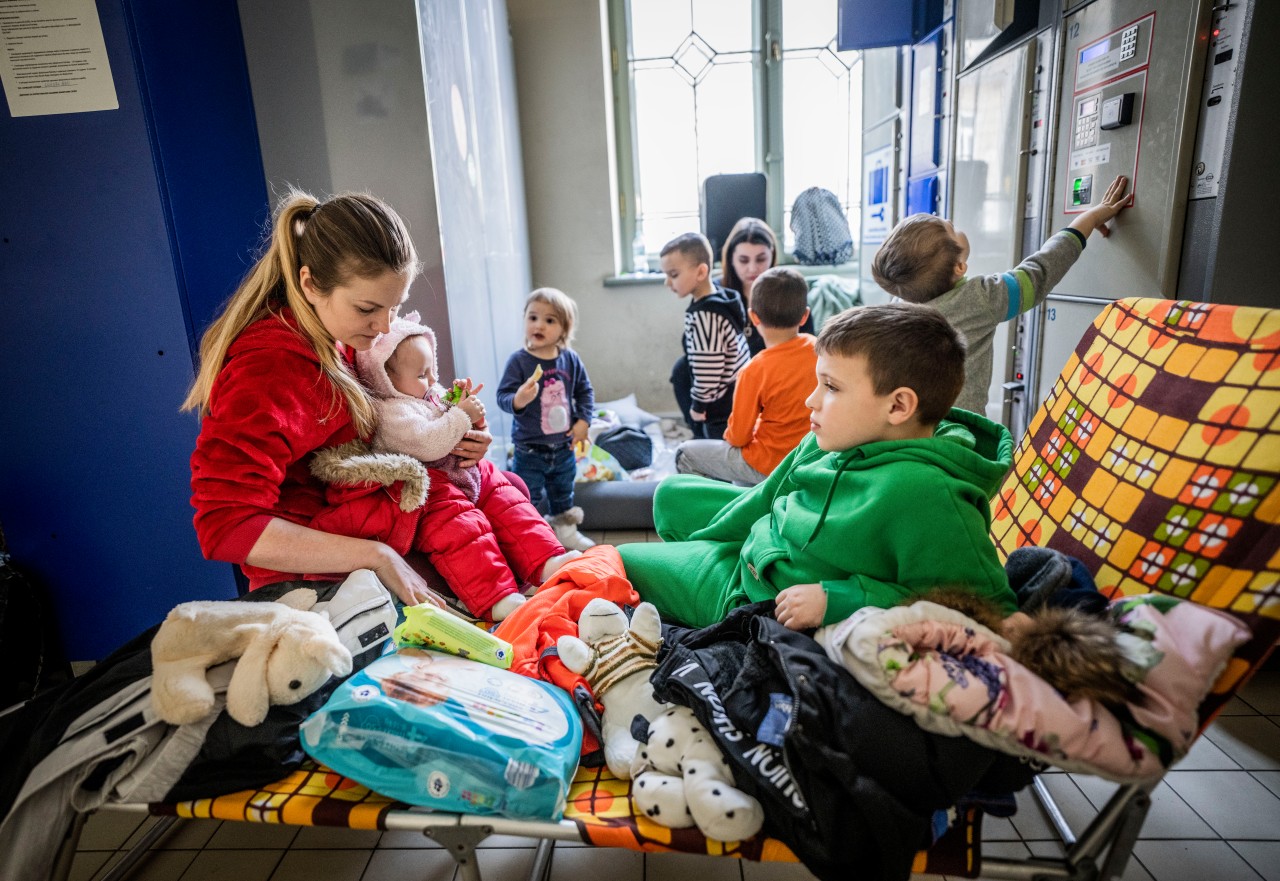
[301,649,582,820]
[395,604,513,669]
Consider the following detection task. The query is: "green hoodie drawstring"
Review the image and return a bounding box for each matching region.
[804,452,858,548]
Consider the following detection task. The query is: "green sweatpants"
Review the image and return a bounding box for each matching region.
[617,475,754,627]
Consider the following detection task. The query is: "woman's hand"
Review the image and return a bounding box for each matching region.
[774,583,827,631]
[452,427,493,468]
[570,418,590,444]
[371,544,447,608]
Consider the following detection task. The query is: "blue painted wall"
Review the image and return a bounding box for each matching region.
[0,0,269,659]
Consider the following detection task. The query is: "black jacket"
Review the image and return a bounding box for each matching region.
[652,603,1033,881]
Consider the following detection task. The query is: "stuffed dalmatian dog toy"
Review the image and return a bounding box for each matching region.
[558,598,765,842]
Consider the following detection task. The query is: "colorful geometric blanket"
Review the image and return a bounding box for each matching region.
[991,298,1280,723]
[153,761,984,876]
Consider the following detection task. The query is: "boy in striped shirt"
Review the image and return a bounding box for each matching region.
[871,174,1129,415]
[661,232,750,439]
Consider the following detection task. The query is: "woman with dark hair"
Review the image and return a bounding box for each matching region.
[719,218,813,357]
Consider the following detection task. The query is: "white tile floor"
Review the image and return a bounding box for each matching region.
[68,529,1280,881]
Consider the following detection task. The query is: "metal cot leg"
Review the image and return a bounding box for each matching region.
[427,825,494,881]
[98,815,181,881]
[528,839,556,881]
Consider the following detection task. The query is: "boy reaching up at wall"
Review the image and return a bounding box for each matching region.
[872,174,1130,415]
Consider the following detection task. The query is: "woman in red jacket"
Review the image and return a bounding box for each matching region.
[183,190,487,606]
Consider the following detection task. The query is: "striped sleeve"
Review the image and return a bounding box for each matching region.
[686,312,749,406]
[1000,229,1086,321]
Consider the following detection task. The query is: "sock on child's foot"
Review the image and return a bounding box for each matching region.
[490,592,527,622]
[541,549,584,584]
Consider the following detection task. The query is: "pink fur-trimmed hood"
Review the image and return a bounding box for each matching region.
[355,311,437,400]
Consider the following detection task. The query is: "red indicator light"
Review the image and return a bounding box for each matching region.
[1213,28,1220,36]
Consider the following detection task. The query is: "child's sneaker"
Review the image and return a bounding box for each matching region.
[490,592,527,622]
[547,506,596,551]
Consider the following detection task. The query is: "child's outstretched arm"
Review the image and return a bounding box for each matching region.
[980,173,1132,325]
[1069,174,1129,239]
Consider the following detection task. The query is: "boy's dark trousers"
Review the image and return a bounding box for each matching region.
[513,441,577,515]
[670,355,735,439]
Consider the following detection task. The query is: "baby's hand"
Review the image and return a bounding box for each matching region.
[570,418,590,444]
[458,394,486,427]
[689,409,707,423]
[774,584,826,631]
[1002,611,1035,639]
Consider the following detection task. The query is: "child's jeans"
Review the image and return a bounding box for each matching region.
[513,441,577,516]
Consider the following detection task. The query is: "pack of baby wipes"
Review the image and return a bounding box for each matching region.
[301,648,581,820]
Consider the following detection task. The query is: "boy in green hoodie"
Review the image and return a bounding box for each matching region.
[619,301,1018,630]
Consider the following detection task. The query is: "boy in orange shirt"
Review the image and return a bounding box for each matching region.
[674,267,818,485]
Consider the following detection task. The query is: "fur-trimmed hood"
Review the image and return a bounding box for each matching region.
[355,310,439,400]
[309,439,429,511]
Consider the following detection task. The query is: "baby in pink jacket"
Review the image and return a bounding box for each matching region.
[361,312,488,500]
[311,312,576,621]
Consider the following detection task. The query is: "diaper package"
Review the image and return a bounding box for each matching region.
[300,649,582,820]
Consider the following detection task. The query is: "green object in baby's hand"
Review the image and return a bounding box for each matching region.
[444,382,467,405]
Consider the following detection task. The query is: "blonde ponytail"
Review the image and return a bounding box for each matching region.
[182,190,418,438]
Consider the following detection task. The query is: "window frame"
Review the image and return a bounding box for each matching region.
[608,0,788,273]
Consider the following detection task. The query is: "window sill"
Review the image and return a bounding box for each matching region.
[781,260,858,278]
[604,261,857,288]
[603,271,668,288]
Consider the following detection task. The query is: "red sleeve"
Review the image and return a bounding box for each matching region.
[190,344,356,563]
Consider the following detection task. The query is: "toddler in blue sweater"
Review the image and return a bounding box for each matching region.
[497,287,596,551]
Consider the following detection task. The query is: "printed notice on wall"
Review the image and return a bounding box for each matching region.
[0,0,118,117]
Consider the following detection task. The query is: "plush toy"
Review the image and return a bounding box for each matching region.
[630,704,765,842]
[557,597,666,779]
[151,589,353,727]
[557,598,765,842]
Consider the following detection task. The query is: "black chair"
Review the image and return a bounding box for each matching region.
[702,173,766,258]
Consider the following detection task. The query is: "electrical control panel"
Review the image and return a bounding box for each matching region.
[1050,0,1209,299]
[1188,1,1245,200]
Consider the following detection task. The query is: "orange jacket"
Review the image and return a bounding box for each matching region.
[723,333,818,475]
[493,545,641,761]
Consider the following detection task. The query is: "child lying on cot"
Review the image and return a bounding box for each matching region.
[619,301,1019,630]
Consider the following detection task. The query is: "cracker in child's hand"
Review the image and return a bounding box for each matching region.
[531,364,544,382]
